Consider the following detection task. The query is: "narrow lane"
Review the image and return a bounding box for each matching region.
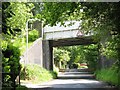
[38,69,111,88]
[24,69,118,90]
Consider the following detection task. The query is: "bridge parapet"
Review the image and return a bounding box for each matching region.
[43,21,93,40]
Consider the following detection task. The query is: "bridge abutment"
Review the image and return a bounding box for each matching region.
[42,40,53,71]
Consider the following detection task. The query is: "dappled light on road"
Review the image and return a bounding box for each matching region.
[21,69,118,90]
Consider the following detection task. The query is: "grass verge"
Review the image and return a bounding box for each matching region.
[95,66,119,86]
[20,64,57,84]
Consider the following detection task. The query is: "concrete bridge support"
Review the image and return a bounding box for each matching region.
[42,40,53,71]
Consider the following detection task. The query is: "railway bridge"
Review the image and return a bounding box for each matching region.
[23,20,111,70]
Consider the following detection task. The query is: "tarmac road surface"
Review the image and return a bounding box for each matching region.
[22,69,119,90]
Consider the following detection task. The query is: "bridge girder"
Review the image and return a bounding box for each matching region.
[51,36,97,47]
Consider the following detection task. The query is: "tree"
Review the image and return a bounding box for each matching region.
[60,46,86,67]
[2,2,36,87]
[60,45,98,69]
[2,41,21,87]
[38,2,120,68]
[53,48,70,69]
[83,44,98,70]
[40,2,80,26]
[2,2,34,35]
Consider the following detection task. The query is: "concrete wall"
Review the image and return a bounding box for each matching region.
[42,40,53,70]
[21,38,43,67]
[21,38,54,71]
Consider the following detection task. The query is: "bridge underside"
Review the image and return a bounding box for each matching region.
[42,36,97,70]
[51,36,97,47]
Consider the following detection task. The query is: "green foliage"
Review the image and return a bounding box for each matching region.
[61,45,97,69]
[53,65,59,75]
[54,48,70,62]
[60,45,98,70]
[28,29,39,42]
[8,29,39,55]
[20,64,57,83]
[2,2,34,35]
[6,2,33,31]
[60,46,86,68]
[2,42,21,74]
[50,71,58,79]
[16,85,28,90]
[53,47,70,68]
[39,2,120,70]
[2,2,120,87]
[102,42,118,59]
[2,32,39,87]
[2,2,39,56]
[2,2,40,87]
[2,2,39,87]
[2,2,11,34]
[2,41,21,87]
[41,2,79,26]
[95,66,119,86]
[83,44,98,70]
[2,85,28,90]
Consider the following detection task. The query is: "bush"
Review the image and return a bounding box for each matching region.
[53,65,59,74]
[2,85,28,90]
[16,85,28,90]
[2,42,21,87]
[20,64,57,83]
[50,71,58,79]
[95,66,119,86]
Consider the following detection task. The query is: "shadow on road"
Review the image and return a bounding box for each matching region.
[22,69,119,90]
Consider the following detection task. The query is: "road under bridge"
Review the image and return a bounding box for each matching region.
[23,20,112,71]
